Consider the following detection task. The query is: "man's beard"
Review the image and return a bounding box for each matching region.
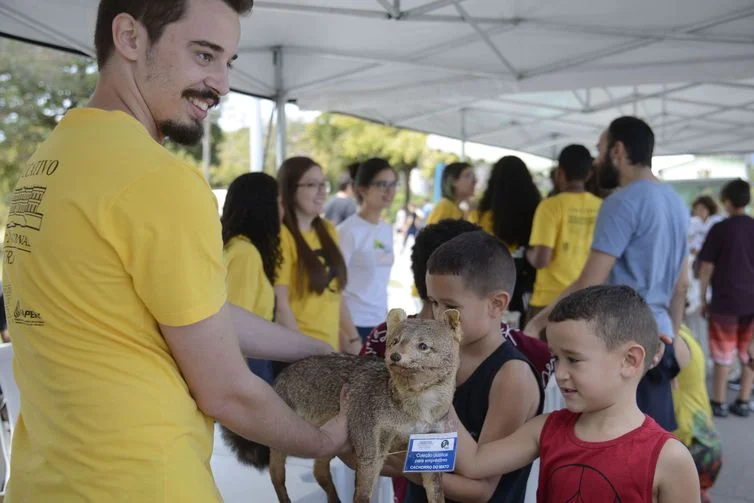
[158,89,220,146]
[597,154,620,190]
[159,119,204,146]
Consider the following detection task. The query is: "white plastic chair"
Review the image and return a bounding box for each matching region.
[0,342,19,495]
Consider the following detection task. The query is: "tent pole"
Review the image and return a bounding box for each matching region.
[250,97,264,172]
[274,46,287,167]
[460,108,467,161]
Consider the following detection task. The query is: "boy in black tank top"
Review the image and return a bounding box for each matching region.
[398,231,543,502]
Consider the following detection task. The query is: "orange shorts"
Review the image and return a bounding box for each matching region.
[708,313,754,366]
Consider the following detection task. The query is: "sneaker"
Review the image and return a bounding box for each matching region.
[729,400,751,418]
[728,377,742,391]
[711,401,729,418]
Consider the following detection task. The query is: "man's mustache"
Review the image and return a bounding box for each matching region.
[183,89,220,109]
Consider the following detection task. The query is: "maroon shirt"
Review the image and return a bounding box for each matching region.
[698,215,754,316]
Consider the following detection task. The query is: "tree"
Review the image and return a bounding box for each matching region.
[0,39,98,210]
[303,113,458,206]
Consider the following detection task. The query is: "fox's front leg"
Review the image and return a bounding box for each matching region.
[421,472,444,503]
[353,455,385,503]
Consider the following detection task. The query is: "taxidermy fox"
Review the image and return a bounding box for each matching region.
[222,308,462,503]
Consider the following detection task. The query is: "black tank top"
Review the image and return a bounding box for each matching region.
[404,340,543,503]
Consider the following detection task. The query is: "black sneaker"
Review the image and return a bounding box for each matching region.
[729,400,751,418]
[728,377,742,391]
[711,401,729,418]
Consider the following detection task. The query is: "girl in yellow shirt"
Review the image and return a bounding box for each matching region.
[425,161,476,225]
[221,172,283,383]
[275,156,361,354]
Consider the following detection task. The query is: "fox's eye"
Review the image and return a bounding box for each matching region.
[418,342,429,351]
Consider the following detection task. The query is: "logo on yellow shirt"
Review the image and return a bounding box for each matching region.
[13,300,44,327]
[7,185,47,231]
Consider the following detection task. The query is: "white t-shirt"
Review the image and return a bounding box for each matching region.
[337,214,395,327]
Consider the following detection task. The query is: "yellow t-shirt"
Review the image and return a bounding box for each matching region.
[468,210,519,253]
[672,326,716,447]
[469,209,494,234]
[276,223,341,349]
[425,198,463,225]
[225,235,275,321]
[2,108,227,503]
[529,192,602,307]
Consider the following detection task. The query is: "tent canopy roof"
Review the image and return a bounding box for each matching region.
[3,0,754,157]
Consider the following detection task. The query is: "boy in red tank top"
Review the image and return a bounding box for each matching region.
[453,285,700,502]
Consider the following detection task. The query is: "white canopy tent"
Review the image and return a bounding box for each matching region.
[2,0,754,159]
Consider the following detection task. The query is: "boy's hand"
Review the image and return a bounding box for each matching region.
[748,339,754,371]
[523,316,545,339]
[649,334,672,370]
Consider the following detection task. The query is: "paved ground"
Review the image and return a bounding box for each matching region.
[708,386,754,503]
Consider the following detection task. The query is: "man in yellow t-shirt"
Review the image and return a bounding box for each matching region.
[526,145,602,335]
[1,2,346,502]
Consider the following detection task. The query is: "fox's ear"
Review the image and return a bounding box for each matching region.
[442,309,462,343]
[387,308,408,336]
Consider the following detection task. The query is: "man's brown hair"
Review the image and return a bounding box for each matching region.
[94,0,254,69]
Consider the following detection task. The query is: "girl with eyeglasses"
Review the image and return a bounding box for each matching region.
[337,158,398,341]
[425,161,477,225]
[275,157,362,355]
[221,172,284,383]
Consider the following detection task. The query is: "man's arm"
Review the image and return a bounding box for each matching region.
[228,303,332,361]
[339,298,361,355]
[160,304,348,459]
[524,250,616,337]
[274,285,300,331]
[526,246,553,270]
[698,261,714,318]
[669,255,689,336]
[655,439,700,502]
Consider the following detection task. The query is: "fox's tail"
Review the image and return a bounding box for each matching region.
[220,425,270,470]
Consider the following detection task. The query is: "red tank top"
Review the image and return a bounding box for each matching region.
[537,410,674,503]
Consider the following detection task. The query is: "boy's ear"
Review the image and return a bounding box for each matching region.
[442,309,463,343]
[387,308,407,336]
[623,343,646,376]
[488,290,511,318]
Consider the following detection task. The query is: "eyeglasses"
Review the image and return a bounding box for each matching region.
[297,181,331,192]
[370,181,399,191]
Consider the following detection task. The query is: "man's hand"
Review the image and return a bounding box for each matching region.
[699,298,709,318]
[318,412,351,458]
[343,337,362,355]
[649,334,672,370]
[523,316,546,339]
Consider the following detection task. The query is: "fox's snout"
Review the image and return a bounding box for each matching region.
[390,352,402,362]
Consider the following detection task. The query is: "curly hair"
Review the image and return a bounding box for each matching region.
[410,219,481,300]
[221,172,282,285]
[478,156,542,247]
[692,195,718,216]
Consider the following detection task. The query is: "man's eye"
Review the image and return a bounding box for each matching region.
[198,52,213,64]
[418,343,429,351]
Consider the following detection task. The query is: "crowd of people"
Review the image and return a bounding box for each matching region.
[2,1,753,502]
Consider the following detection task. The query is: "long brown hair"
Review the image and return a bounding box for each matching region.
[278,156,347,296]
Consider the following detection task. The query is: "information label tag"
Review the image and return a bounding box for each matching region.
[403,432,458,473]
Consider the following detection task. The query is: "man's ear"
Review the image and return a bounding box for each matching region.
[623,343,646,377]
[488,290,511,319]
[111,13,147,63]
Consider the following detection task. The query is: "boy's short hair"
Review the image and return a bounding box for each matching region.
[720,178,750,209]
[558,144,593,182]
[548,285,658,369]
[426,231,516,297]
[411,219,481,300]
